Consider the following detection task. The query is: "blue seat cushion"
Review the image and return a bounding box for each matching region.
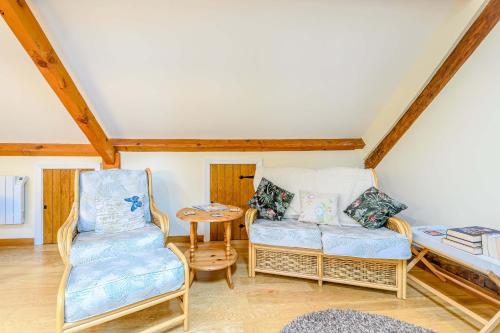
[78,169,152,232]
[250,219,322,250]
[65,248,185,323]
[320,225,411,260]
[70,224,164,266]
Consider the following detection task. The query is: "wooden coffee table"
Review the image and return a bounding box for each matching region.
[176,205,244,289]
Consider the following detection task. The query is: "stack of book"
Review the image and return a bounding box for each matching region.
[442,226,499,256]
[482,233,500,259]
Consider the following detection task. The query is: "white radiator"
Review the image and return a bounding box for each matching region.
[0,176,28,225]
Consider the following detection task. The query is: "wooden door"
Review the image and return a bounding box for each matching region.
[43,169,92,244]
[210,164,256,241]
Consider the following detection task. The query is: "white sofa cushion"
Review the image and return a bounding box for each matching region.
[254,167,375,226]
[320,225,411,260]
[249,218,322,250]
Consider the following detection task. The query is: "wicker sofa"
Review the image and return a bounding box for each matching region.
[245,167,412,299]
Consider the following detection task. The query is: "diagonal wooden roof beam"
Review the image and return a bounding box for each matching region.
[365,0,499,169]
[0,0,116,165]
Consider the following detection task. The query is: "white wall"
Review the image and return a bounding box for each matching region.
[122,151,362,237]
[0,157,101,241]
[363,0,486,153]
[0,151,362,240]
[375,25,500,228]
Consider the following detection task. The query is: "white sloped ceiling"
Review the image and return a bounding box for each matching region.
[1,0,459,141]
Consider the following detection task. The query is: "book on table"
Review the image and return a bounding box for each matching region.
[445,235,482,248]
[482,233,500,259]
[442,238,483,255]
[446,226,499,242]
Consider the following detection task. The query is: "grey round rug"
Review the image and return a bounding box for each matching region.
[280,309,435,333]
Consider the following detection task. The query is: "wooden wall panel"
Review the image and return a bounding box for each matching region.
[42,170,53,244]
[210,164,256,241]
[43,169,91,244]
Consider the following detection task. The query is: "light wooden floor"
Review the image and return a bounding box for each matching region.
[0,241,498,333]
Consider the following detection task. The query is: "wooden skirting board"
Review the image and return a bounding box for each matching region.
[0,238,34,246]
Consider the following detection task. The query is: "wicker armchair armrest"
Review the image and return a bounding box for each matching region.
[167,243,189,289]
[386,216,412,244]
[245,208,258,236]
[151,202,170,237]
[57,202,79,266]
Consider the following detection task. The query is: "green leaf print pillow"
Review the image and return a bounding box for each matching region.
[344,187,407,229]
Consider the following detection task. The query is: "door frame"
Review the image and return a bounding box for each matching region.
[34,162,101,245]
[203,159,262,241]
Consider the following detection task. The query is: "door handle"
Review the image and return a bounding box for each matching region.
[239,175,254,179]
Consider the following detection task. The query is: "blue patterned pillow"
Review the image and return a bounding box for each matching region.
[344,187,407,229]
[95,194,146,234]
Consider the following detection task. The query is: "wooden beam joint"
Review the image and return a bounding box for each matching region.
[0,0,116,165]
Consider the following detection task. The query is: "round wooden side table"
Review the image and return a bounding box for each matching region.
[176,205,244,289]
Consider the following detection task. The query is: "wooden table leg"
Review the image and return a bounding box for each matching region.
[189,269,196,287]
[224,221,231,258]
[411,246,446,282]
[479,311,500,333]
[190,222,198,262]
[224,221,234,288]
[226,266,234,289]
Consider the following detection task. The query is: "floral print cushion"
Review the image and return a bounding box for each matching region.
[344,187,407,229]
[248,178,294,221]
[298,191,341,225]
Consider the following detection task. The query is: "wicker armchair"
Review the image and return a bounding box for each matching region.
[246,168,412,299]
[56,168,189,333]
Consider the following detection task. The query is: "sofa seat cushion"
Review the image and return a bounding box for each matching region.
[250,218,322,249]
[65,247,184,323]
[70,224,164,266]
[320,225,411,260]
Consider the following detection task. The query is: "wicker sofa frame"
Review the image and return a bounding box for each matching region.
[56,168,189,333]
[245,170,412,299]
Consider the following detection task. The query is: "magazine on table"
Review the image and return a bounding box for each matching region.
[192,203,229,212]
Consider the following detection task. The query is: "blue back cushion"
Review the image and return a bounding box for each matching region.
[78,169,151,232]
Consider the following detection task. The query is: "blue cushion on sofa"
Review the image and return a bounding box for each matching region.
[319,225,411,260]
[65,248,184,323]
[70,224,164,266]
[250,219,322,249]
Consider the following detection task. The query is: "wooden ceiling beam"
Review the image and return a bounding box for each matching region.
[0,0,116,164]
[110,138,365,152]
[0,143,98,156]
[364,0,500,169]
